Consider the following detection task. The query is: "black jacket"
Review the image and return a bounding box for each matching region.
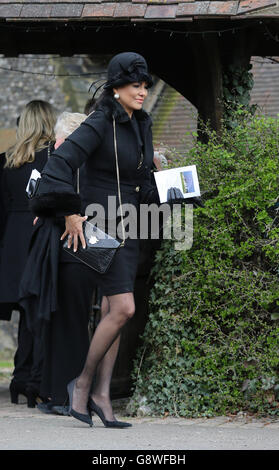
[0,148,50,320]
[30,95,159,219]
[0,154,6,242]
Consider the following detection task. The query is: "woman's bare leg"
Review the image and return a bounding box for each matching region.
[71,292,135,415]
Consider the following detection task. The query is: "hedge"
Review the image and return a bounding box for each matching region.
[129,110,279,417]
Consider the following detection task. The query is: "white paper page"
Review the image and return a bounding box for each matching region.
[153,165,200,203]
[25,169,41,195]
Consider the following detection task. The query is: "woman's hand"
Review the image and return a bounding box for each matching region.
[60,214,88,252]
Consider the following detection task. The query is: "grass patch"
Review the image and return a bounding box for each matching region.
[0,361,13,369]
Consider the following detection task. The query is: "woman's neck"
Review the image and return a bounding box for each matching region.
[118,100,133,119]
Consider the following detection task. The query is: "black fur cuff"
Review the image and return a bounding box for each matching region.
[29,192,81,218]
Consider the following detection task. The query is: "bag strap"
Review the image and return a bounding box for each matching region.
[76,117,125,247]
[77,168,80,195]
[113,116,125,247]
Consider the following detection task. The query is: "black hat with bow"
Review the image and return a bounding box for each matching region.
[103,52,153,90]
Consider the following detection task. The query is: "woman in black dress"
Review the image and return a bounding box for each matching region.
[35,110,90,415]
[0,100,56,406]
[30,52,160,427]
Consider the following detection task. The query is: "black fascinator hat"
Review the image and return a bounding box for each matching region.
[103,52,153,90]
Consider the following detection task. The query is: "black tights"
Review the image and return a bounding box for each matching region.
[72,292,135,419]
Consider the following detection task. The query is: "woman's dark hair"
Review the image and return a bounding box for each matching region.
[84,98,96,115]
[91,88,114,112]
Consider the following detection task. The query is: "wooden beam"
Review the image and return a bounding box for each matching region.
[190,30,223,136]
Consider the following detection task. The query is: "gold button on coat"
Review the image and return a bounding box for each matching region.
[135,186,140,192]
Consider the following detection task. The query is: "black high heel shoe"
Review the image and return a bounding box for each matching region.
[9,381,28,404]
[9,381,46,408]
[25,384,49,408]
[88,397,132,428]
[67,379,93,427]
[25,385,40,408]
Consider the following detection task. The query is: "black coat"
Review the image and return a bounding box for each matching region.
[30,94,159,219]
[29,96,160,298]
[0,154,6,242]
[0,147,51,320]
[19,217,61,333]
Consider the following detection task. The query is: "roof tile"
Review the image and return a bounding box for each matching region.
[82,3,116,17]
[245,6,279,17]
[145,4,177,19]
[208,1,239,16]
[0,4,21,17]
[132,0,191,3]
[0,0,102,2]
[114,2,146,18]
[17,0,83,3]
[237,0,277,15]
[77,0,102,3]
[21,4,52,17]
[51,3,83,17]
[176,2,210,17]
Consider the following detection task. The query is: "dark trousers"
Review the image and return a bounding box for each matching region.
[12,307,43,390]
[40,262,96,405]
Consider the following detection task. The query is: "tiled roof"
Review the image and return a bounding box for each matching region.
[250,57,279,116]
[0,1,278,21]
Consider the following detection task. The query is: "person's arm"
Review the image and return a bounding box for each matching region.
[29,109,107,218]
[139,166,160,205]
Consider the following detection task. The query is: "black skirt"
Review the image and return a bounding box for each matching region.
[59,236,140,297]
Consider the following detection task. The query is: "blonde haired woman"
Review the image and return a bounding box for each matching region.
[0,100,56,407]
[5,100,56,168]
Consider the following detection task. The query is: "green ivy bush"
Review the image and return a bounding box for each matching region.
[222,64,257,129]
[130,110,279,417]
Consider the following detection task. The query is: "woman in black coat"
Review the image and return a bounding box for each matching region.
[30,52,161,427]
[0,100,56,406]
[33,111,92,416]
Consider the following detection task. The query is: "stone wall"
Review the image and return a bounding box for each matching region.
[0,55,72,128]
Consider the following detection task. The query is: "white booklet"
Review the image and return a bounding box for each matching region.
[153,164,200,203]
[25,169,41,195]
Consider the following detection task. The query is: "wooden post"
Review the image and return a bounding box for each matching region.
[224,28,253,70]
[190,32,223,139]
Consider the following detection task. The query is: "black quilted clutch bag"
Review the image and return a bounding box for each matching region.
[63,220,122,274]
